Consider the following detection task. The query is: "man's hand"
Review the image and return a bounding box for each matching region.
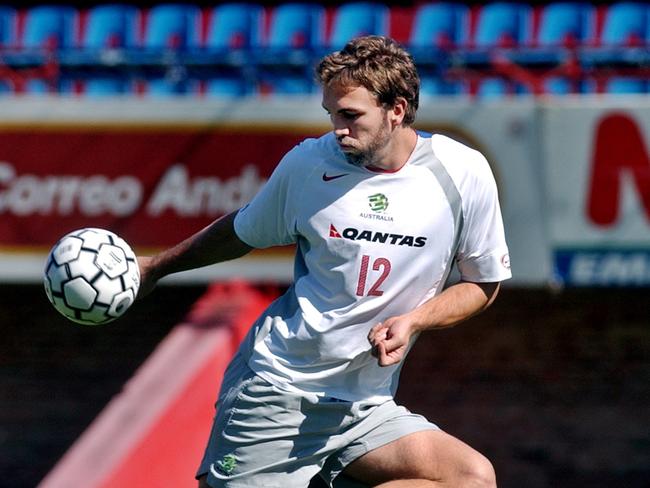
[367,281,501,367]
[368,315,417,367]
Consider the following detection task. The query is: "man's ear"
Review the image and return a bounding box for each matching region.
[389,97,408,127]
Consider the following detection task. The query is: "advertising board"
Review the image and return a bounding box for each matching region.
[542,99,650,286]
[2,96,649,286]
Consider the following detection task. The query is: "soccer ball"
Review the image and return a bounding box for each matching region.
[44,228,140,325]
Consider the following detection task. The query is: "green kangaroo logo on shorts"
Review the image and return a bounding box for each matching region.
[368,193,389,212]
[216,454,237,475]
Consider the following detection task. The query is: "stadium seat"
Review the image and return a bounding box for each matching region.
[409,2,469,50]
[579,3,649,73]
[0,7,17,47]
[71,6,141,97]
[140,5,201,96]
[82,4,140,49]
[419,76,466,97]
[328,2,388,50]
[23,77,75,94]
[536,2,595,47]
[455,2,532,71]
[509,2,595,70]
[260,72,314,94]
[143,4,201,50]
[476,77,509,98]
[15,6,77,93]
[21,5,78,49]
[409,3,470,90]
[476,77,529,98]
[204,77,251,97]
[258,3,325,94]
[24,78,50,93]
[600,2,649,46]
[144,77,195,96]
[84,77,133,96]
[267,3,324,50]
[201,4,264,96]
[204,3,263,51]
[473,2,532,48]
[0,79,14,94]
[542,76,584,94]
[604,77,648,93]
[544,77,570,94]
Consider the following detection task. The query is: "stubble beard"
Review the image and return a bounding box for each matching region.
[342,119,392,168]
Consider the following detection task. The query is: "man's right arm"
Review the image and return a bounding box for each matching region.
[137,210,253,297]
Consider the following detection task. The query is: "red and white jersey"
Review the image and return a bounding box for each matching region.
[234,131,511,403]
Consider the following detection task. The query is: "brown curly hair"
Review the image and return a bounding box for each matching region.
[316,35,420,125]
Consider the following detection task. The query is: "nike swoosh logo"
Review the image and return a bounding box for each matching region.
[322,172,349,181]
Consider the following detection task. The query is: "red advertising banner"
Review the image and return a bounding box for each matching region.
[0,125,320,250]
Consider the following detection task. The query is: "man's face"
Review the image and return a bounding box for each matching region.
[322,83,393,168]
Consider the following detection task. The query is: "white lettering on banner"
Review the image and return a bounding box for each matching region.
[146,164,266,217]
[0,162,266,218]
[0,161,141,217]
[570,252,650,286]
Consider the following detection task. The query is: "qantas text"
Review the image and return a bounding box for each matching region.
[341,227,427,247]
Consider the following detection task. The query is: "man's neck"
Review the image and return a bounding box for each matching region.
[367,126,418,172]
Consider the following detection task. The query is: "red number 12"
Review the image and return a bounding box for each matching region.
[356,255,391,296]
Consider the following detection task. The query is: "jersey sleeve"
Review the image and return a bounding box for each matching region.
[234,145,304,248]
[455,151,512,283]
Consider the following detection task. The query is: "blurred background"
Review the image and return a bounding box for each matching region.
[0,1,648,487]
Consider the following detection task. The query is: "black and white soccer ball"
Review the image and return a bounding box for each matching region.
[44,228,140,325]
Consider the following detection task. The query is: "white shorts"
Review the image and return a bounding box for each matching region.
[196,352,439,488]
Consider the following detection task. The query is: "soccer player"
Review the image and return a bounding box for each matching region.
[138,35,511,488]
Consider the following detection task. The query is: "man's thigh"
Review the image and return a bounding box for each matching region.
[341,430,492,486]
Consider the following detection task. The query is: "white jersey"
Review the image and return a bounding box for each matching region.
[234,132,511,403]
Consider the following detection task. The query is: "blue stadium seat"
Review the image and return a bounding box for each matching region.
[476,78,509,98]
[537,2,595,46]
[83,4,139,49]
[144,77,198,96]
[143,4,201,50]
[204,3,263,51]
[141,5,201,96]
[409,3,470,90]
[328,2,388,50]
[24,78,50,94]
[84,77,133,96]
[454,3,531,70]
[267,3,324,50]
[261,75,313,94]
[202,4,263,96]
[579,3,649,74]
[74,6,141,97]
[23,77,75,94]
[0,79,14,94]
[410,2,469,50]
[22,6,78,49]
[542,76,587,94]
[511,3,595,69]
[258,3,325,94]
[473,2,532,48]
[600,2,649,46]
[605,77,648,93]
[204,77,251,97]
[0,7,17,47]
[476,77,529,98]
[17,6,77,93]
[544,77,571,94]
[419,76,466,97]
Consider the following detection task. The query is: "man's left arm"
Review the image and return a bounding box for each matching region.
[368,280,500,367]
